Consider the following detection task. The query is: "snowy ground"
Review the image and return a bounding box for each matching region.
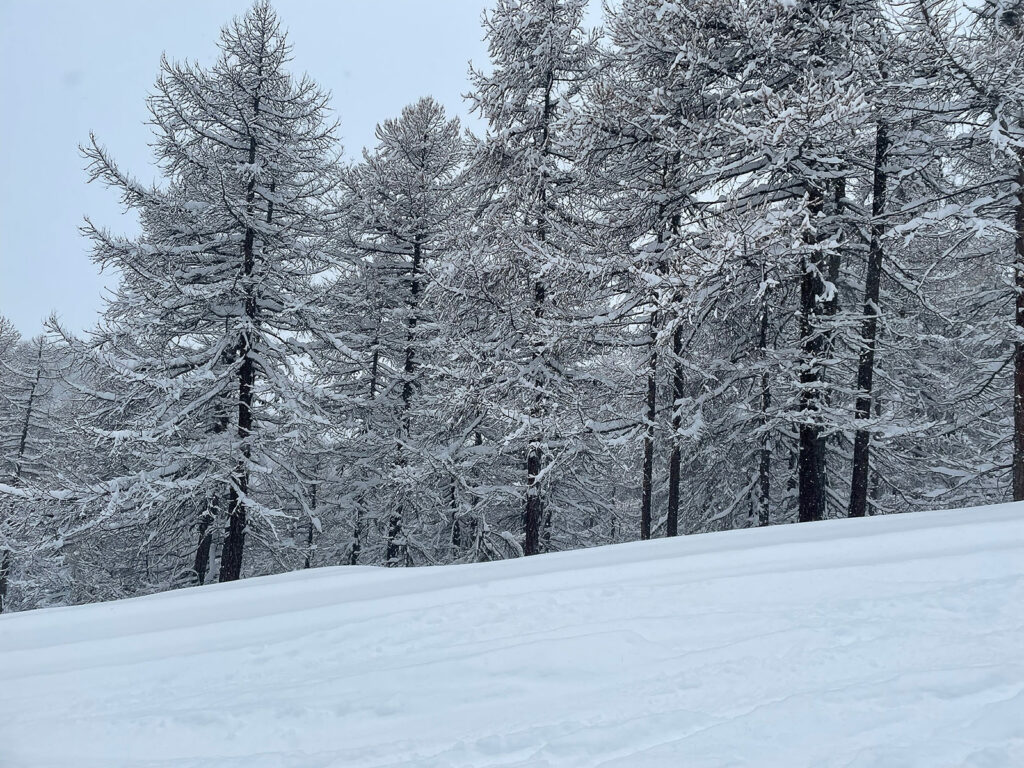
[1,505,1022,768]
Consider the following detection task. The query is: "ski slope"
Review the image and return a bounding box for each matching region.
[1,505,1022,768]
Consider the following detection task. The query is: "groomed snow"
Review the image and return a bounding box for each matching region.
[1,504,1022,768]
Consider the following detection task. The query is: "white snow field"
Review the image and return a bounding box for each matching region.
[1,505,1023,768]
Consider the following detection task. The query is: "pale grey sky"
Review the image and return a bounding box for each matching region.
[2,0,592,336]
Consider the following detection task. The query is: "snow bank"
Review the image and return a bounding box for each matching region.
[1,504,1022,767]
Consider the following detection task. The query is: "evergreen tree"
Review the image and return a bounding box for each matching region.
[332,97,466,565]
[75,0,340,585]
[442,0,600,555]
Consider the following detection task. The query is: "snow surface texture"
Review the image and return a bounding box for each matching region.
[1,505,1022,768]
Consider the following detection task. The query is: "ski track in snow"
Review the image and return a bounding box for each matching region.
[1,504,1023,767]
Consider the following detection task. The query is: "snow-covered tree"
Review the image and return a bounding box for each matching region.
[437,0,601,556]
[73,0,340,586]
[0,325,87,611]
[909,0,1024,501]
[329,97,467,565]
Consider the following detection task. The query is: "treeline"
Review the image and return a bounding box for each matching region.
[2,0,1022,611]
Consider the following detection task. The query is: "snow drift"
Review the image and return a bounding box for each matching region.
[1,504,1022,767]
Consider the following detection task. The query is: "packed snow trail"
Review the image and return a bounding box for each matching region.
[1,505,1022,768]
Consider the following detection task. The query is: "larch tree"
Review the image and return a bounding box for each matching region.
[920,0,1024,500]
[448,0,600,555]
[334,97,466,565]
[76,0,340,585]
[583,0,761,537]
[0,326,80,611]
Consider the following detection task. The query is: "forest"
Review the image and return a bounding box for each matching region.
[1,0,1022,612]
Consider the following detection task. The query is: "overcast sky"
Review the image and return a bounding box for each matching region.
[0,0,603,337]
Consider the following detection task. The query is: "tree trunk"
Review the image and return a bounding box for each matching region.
[349,509,363,566]
[351,339,380,567]
[387,238,424,567]
[870,395,883,511]
[218,129,266,582]
[304,482,318,570]
[850,121,889,517]
[798,183,827,523]
[1014,156,1024,501]
[665,208,685,537]
[217,31,271,581]
[219,349,253,582]
[1,339,44,612]
[449,476,461,554]
[666,324,683,537]
[401,238,422,429]
[524,68,556,557]
[524,272,547,556]
[193,502,216,585]
[640,321,657,540]
[384,515,407,566]
[0,550,9,614]
[14,340,43,482]
[524,429,544,555]
[757,295,772,526]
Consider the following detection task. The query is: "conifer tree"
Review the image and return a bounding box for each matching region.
[77,0,340,584]
[333,97,466,565]
[447,0,599,555]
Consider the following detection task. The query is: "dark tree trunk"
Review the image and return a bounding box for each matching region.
[0,551,9,615]
[383,505,406,564]
[304,482,318,570]
[401,238,423,428]
[640,323,657,541]
[609,484,618,541]
[387,238,423,566]
[524,275,547,556]
[369,339,381,400]
[786,438,798,515]
[193,502,216,585]
[524,68,556,558]
[351,339,380,567]
[850,121,889,517]
[196,350,233,583]
[349,510,363,566]
[449,476,461,554]
[664,210,684,537]
[218,304,256,582]
[384,515,406,566]
[1014,157,1024,501]
[992,0,1024,499]
[757,295,772,526]
[825,177,845,322]
[218,127,267,582]
[304,521,315,569]
[798,183,827,523]
[219,348,253,582]
[666,324,684,537]
[218,32,271,581]
[524,429,544,556]
[14,340,43,481]
[870,396,883,510]
[2,340,43,612]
